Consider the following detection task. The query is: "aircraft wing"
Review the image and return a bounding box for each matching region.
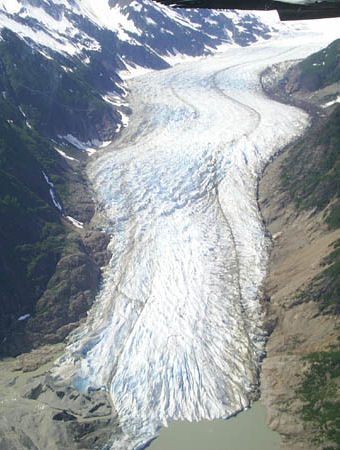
[152,0,340,20]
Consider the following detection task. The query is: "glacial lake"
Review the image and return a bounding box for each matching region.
[150,402,280,450]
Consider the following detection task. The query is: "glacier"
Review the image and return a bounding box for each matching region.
[54,36,332,449]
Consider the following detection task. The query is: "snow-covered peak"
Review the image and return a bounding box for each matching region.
[0,0,22,14]
[0,0,280,66]
[0,0,100,57]
[77,0,140,32]
[0,0,286,147]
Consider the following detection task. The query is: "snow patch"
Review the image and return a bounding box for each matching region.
[322,95,340,108]
[42,171,54,188]
[19,105,26,118]
[17,314,30,321]
[55,147,79,162]
[119,61,153,80]
[60,134,96,154]
[77,0,141,40]
[0,0,22,15]
[119,110,129,128]
[86,147,97,155]
[99,140,112,148]
[130,1,142,13]
[49,189,62,211]
[61,65,74,73]
[60,134,112,154]
[145,16,157,26]
[0,2,100,57]
[37,48,53,60]
[204,17,218,26]
[0,12,77,56]
[66,216,84,229]
[102,92,127,107]
[42,171,62,211]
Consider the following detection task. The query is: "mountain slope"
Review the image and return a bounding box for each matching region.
[260,38,340,450]
[0,0,280,147]
[0,0,280,355]
[0,28,115,355]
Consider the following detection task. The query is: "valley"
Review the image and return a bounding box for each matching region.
[0,1,339,448]
[53,38,329,449]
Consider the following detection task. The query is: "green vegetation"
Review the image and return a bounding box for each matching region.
[298,238,340,312]
[327,206,340,230]
[0,28,118,354]
[283,41,340,448]
[296,339,340,449]
[318,239,340,311]
[0,32,71,348]
[281,39,340,227]
[297,39,340,91]
[280,40,340,313]
[0,117,67,344]
[280,103,340,315]
[281,104,340,229]
[0,28,116,139]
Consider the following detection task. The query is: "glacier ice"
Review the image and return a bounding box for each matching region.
[54,38,329,449]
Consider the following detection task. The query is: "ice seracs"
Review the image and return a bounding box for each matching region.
[53,37,330,450]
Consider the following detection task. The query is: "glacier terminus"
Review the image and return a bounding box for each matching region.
[54,37,328,449]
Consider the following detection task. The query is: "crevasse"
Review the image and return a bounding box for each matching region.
[54,39,321,449]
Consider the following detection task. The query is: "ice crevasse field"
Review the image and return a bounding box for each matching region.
[54,30,337,449]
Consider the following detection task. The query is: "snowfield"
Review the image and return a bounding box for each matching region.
[54,35,335,449]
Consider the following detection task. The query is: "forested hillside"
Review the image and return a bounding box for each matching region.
[0,30,115,355]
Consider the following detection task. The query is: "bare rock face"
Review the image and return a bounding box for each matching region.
[0,345,119,450]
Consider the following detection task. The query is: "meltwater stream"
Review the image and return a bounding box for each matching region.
[54,39,323,449]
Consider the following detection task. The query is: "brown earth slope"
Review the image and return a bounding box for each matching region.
[259,43,340,450]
